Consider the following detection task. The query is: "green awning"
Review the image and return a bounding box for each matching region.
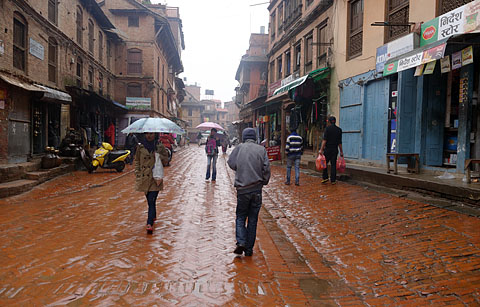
[272,67,330,96]
[309,67,330,81]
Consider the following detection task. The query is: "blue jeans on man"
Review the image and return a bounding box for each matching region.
[235,190,262,256]
[206,154,218,180]
[286,155,301,185]
[145,191,159,226]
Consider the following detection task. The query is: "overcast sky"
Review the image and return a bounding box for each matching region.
[156,0,269,102]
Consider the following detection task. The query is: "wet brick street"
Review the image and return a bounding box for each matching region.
[1,146,480,306]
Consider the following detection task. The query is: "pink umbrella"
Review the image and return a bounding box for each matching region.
[196,122,224,131]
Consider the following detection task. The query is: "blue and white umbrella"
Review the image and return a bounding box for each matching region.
[121,117,185,134]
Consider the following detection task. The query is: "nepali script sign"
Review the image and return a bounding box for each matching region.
[420,0,480,46]
[383,43,446,76]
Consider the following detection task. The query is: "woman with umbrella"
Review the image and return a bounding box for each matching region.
[122,118,184,233]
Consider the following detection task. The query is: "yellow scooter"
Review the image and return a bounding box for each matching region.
[81,142,130,173]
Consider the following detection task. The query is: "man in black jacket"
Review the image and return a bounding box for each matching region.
[319,116,344,184]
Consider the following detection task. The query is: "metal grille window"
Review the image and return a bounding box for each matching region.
[98,31,103,63]
[348,0,363,59]
[386,0,410,42]
[128,16,139,27]
[76,7,83,46]
[317,23,328,66]
[48,38,57,83]
[48,0,57,25]
[127,83,142,97]
[305,35,313,73]
[440,0,473,14]
[88,20,94,54]
[127,49,142,74]
[76,57,83,87]
[13,15,27,71]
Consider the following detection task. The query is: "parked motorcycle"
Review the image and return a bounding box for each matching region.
[80,142,130,173]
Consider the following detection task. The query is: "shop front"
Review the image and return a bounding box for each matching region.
[269,67,330,159]
[383,0,480,173]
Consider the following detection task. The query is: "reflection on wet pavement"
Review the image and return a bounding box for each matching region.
[1,145,479,305]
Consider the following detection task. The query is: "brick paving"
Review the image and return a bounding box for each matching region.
[0,146,479,305]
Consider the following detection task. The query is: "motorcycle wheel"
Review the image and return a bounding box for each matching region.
[88,165,98,174]
[115,162,126,172]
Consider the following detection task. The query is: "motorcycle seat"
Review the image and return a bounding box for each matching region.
[109,150,129,160]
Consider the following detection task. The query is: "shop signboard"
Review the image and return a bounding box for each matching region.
[268,80,281,97]
[383,43,446,76]
[266,145,281,161]
[420,0,480,46]
[375,33,418,73]
[126,97,151,110]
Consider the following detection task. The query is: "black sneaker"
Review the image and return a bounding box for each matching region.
[233,244,245,255]
[295,182,299,186]
[244,250,253,256]
[321,179,329,183]
[285,181,290,185]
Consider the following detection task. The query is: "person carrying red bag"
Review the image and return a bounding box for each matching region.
[319,116,344,185]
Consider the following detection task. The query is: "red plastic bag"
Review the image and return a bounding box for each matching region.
[315,154,327,171]
[336,156,346,173]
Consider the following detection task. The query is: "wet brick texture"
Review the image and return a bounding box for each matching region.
[0,146,479,306]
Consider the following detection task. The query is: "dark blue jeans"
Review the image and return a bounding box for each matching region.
[206,154,218,180]
[323,148,338,182]
[236,190,262,254]
[145,191,159,226]
[286,155,301,184]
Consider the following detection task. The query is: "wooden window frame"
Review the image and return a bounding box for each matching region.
[127,83,142,97]
[76,57,83,87]
[277,56,283,80]
[76,7,83,46]
[88,19,94,54]
[48,0,57,25]
[347,0,364,60]
[13,13,27,72]
[294,43,301,73]
[285,49,291,76]
[48,37,57,83]
[317,21,328,66]
[385,0,410,43]
[305,33,313,73]
[127,48,143,74]
[98,31,103,63]
[128,16,139,27]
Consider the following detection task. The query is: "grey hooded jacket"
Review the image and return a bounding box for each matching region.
[227,139,271,194]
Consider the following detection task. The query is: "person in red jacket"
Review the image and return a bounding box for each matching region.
[105,121,115,147]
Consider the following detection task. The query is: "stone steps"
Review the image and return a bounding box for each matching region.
[0,163,75,199]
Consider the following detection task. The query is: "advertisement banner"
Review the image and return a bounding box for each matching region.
[266,146,281,162]
[452,51,462,70]
[414,64,425,76]
[440,56,451,73]
[423,61,436,75]
[375,33,418,73]
[462,45,474,65]
[383,43,446,76]
[421,0,480,46]
[126,97,151,110]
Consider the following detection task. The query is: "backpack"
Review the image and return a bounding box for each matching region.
[205,137,217,156]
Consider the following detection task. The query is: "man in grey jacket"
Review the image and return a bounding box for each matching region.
[227,128,271,257]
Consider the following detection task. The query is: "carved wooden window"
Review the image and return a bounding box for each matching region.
[386,0,410,42]
[348,0,363,59]
[128,16,139,27]
[440,0,473,15]
[13,14,27,71]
